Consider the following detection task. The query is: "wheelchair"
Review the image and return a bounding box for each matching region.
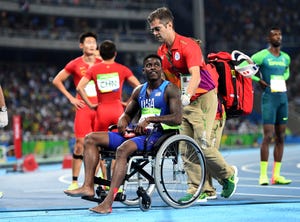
[82,125,206,211]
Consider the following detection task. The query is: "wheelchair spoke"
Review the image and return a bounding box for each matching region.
[155,135,206,208]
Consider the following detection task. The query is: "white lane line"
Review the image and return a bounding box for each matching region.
[23,174,80,193]
[235,192,300,198]
[23,189,64,193]
[241,163,260,173]
[237,184,300,190]
[59,174,72,184]
[238,177,300,182]
[241,164,300,176]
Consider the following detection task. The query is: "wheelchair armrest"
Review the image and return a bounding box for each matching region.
[108,124,118,131]
[108,124,135,138]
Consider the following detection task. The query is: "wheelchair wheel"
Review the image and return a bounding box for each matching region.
[137,187,152,211]
[154,134,206,208]
[121,157,156,206]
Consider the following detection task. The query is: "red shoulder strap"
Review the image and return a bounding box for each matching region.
[207,51,232,61]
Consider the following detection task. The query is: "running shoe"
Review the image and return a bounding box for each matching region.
[102,185,110,191]
[259,175,269,185]
[206,191,217,200]
[67,182,79,191]
[196,192,208,203]
[178,193,193,203]
[102,186,123,192]
[221,165,239,198]
[271,176,292,185]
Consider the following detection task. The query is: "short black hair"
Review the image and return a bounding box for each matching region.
[269,27,281,35]
[100,40,116,60]
[143,54,162,66]
[79,31,97,43]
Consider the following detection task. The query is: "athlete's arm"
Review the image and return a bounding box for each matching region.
[76,76,97,110]
[146,83,182,126]
[0,85,8,128]
[118,85,142,135]
[127,76,141,88]
[283,53,291,80]
[121,76,141,107]
[283,67,290,80]
[52,69,85,109]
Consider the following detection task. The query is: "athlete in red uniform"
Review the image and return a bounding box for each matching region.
[53,31,102,190]
[77,40,140,131]
[77,40,140,180]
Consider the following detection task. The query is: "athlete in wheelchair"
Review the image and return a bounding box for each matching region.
[64,54,206,214]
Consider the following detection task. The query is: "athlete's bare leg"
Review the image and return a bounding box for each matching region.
[68,137,84,189]
[260,124,274,161]
[64,132,109,197]
[273,124,286,162]
[99,159,107,179]
[90,140,137,214]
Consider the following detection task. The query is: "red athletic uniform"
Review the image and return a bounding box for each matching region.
[64,56,102,137]
[85,62,135,131]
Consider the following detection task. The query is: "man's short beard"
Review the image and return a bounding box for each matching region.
[271,42,281,47]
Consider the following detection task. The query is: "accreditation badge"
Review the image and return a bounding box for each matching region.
[180,74,191,95]
[139,108,161,130]
[96,72,120,93]
[270,75,287,92]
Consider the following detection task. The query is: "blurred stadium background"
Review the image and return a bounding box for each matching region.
[1,0,300,166]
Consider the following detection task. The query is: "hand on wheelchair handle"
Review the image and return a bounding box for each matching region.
[134,120,149,135]
[123,131,136,138]
[123,127,136,138]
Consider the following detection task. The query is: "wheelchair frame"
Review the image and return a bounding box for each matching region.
[82,128,206,211]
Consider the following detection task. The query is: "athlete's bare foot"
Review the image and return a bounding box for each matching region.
[89,203,112,214]
[63,186,94,197]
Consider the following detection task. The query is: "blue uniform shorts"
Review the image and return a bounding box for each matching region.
[261,92,288,125]
[108,131,163,151]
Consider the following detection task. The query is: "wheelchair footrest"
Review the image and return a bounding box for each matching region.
[81,195,104,203]
[81,192,126,203]
[115,192,126,201]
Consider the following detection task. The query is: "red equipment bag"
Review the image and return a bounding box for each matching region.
[207,51,254,119]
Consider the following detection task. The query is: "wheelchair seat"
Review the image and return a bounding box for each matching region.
[100,125,179,158]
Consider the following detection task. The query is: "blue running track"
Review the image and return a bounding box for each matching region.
[0,145,299,222]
